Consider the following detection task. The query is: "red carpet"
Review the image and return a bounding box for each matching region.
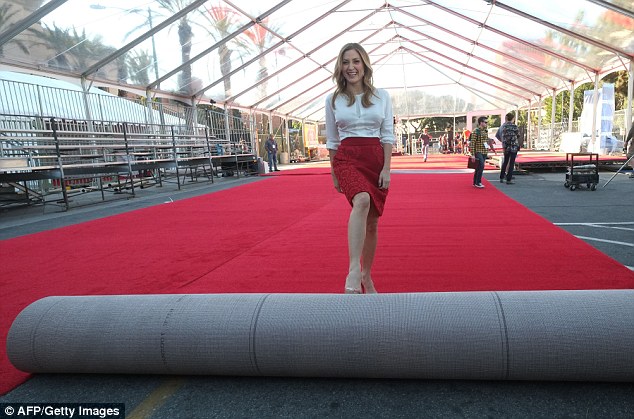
[1,171,633,394]
[389,154,497,170]
[514,151,627,164]
[266,154,495,176]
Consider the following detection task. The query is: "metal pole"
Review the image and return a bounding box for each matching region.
[251,109,258,157]
[537,96,542,150]
[148,7,160,88]
[80,77,94,130]
[51,117,69,211]
[170,125,181,189]
[527,100,532,149]
[625,59,633,138]
[204,126,214,183]
[550,89,556,150]
[36,85,45,117]
[122,122,136,194]
[453,87,457,151]
[145,88,154,126]
[603,153,634,188]
[568,81,575,132]
[590,72,600,153]
[224,106,239,178]
[286,117,291,157]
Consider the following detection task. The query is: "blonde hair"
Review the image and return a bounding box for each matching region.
[331,43,376,109]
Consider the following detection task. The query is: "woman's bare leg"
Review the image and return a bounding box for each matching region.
[345,192,371,293]
[361,211,379,293]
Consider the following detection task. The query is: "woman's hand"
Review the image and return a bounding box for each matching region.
[332,172,342,193]
[378,168,390,190]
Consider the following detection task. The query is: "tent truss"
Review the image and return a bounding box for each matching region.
[0,0,631,123]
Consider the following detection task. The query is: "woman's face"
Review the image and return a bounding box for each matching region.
[341,49,365,88]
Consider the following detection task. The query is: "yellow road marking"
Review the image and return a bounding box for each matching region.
[126,378,186,419]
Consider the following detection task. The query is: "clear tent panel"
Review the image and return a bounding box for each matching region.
[397,24,557,99]
[480,2,629,71]
[196,1,396,104]
[10,0,161,77]
[215,16,382,105]
[383,49,531,109]
[5,0,251,90]
[231,52,325,106]
[388,81,519,117]
[191,31,268,97]
[477,29,586,83]
[272,77,333,117]
[404,17,572,92]
[429,0,630,74]
[246,58,333,110]
[487,0,634,55]
[304,17,397,66]
[0,0,632,125]
[608,0,634,7]
[470,44,561,92]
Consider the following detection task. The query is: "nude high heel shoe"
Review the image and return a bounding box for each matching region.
[344,286,362,294]
[361,278,378,294]
[344,274,362,294]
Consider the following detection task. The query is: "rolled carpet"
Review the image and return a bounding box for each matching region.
[7,291,634,381]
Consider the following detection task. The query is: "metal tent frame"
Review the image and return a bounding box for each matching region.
[0,0,631,136]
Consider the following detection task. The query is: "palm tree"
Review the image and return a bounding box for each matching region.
[29,24,117,77]
[127,50,152,85]
[29,24,81,71]
[200,4,246,98]
[155,0,196,95]
[0,3,30,58]
[243,17,280,99]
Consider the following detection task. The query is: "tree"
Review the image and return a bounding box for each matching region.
[29,24,116,78]
[538,7,631,124]
[199,4,247,98]
[406,116,467,134]
[0,4,30,57]
[243,17,279,99]
[540,74,628,125]
[602,71,629,111]
[127,50,152,85]
[28,24,76,71]
[155,0,196,96]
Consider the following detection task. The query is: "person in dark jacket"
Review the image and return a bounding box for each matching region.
[265,134,280,172]
[496,112,520,184]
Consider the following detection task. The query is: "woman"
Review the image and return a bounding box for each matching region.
[325,43,395,294]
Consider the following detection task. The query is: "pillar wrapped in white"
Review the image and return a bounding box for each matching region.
[7,291,634,381]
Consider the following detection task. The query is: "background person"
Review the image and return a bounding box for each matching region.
[419,128,431,162]
[265,134,280,172]
[470,117,489,188]
[625,120,634,178]
[325,43,394,294]
[497,112,520,184]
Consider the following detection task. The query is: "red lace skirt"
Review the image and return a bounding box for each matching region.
[332,137,388,216]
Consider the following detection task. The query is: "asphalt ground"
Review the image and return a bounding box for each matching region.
[1,164,633,418]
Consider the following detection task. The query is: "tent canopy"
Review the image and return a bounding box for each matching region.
[0,0,632,122]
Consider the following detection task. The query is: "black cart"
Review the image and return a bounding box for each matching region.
[564,153,599,191]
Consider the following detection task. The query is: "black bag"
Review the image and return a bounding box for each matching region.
[467,157,478,169]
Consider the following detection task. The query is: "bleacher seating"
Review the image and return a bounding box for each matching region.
[0,114,258,210]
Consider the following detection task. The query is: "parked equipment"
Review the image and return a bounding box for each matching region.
[564,153,599,191]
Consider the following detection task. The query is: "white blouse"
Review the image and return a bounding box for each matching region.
[325,88,395,150]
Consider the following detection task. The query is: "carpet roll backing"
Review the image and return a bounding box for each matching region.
[7,291,634,382]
